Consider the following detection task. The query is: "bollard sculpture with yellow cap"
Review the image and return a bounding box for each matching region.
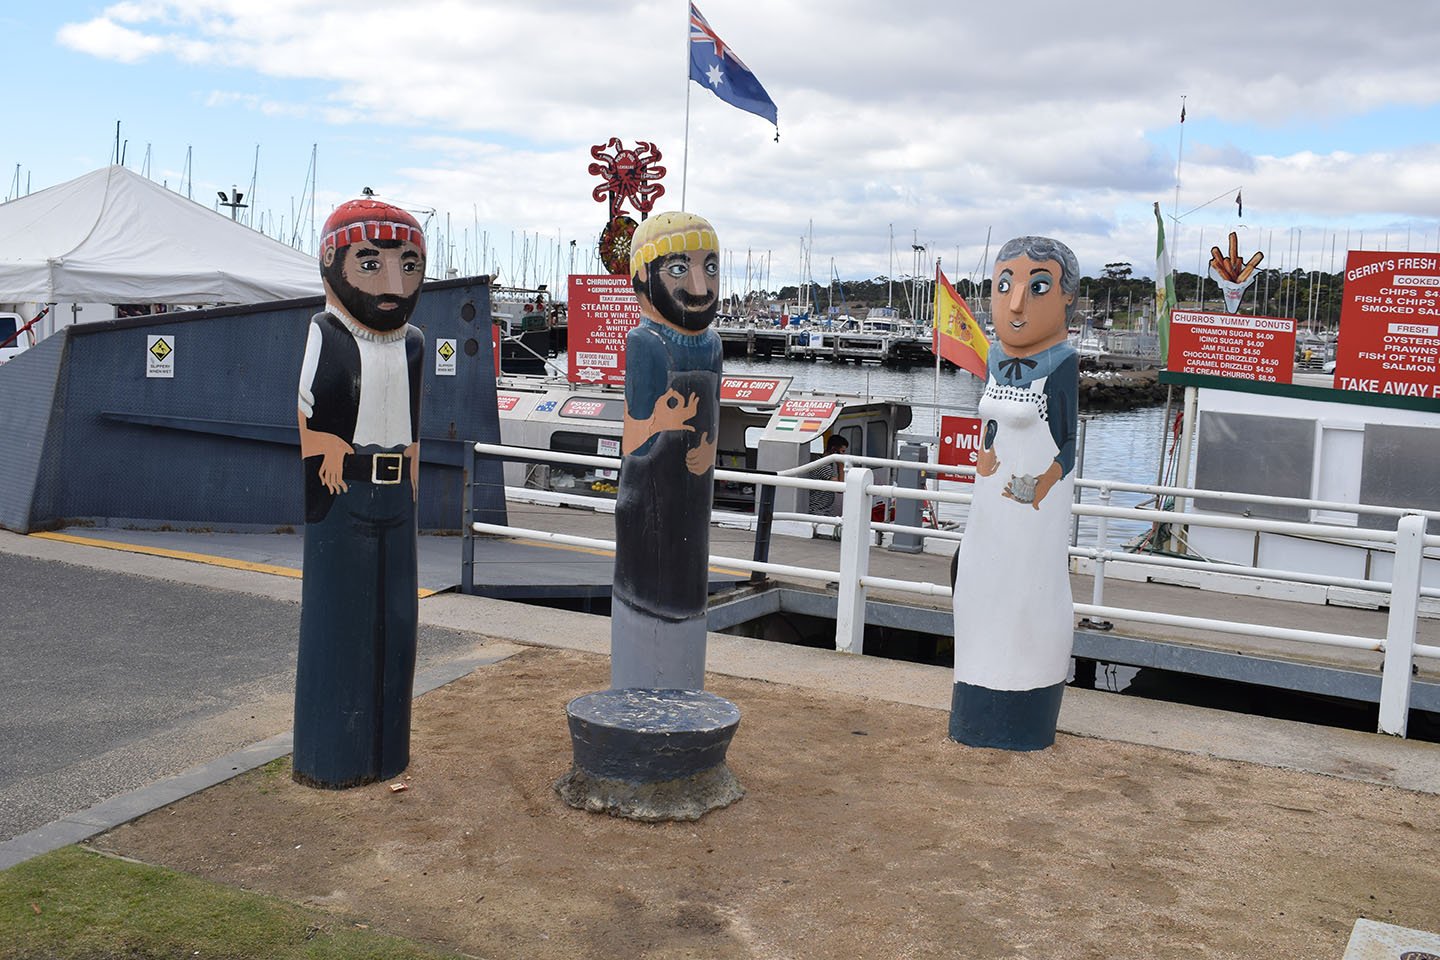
[555,211,744,821]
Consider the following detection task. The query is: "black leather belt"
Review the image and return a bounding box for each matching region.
[342,451,408,485]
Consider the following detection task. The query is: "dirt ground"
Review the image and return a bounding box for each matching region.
[90,647,1440,960]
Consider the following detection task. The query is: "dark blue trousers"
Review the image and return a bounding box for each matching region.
[293,475,418,788]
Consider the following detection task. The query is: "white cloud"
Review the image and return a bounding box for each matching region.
[57,16,167,63]
[51,0,1440,279]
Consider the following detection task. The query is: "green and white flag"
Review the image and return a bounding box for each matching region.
[1154,202,1177,368]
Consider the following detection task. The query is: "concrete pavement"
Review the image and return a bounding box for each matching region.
[3,526,1439,873]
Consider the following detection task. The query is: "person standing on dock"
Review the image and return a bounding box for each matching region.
[805,435,848,537]
[610,211,724,690]
[292,197,426,788]
[950,235,1079,751]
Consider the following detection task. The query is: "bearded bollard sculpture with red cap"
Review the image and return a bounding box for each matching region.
[292,197,427,789]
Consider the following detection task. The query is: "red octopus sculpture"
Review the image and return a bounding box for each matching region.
[589,138,667,275]
[588,138,666,222]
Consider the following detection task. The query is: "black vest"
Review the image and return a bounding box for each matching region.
[301,312,424,521]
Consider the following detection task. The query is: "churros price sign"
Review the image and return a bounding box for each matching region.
[568,275,643,385]
[1167,310,1296,383]
[1334,250,1440,399]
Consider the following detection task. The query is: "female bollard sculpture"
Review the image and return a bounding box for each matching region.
[950,235,1080,751]
[292,197,426,788]
[556,211,744,820]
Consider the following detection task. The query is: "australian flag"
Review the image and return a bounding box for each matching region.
[689,4,778,131]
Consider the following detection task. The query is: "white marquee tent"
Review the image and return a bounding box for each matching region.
[0,165,321,308]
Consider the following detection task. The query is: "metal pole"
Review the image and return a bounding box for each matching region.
[834,467,874,655]
[1150,384,1174,551]
[750,481,776,584]
[1170,385,1199,552]
[680,6,693,211]
[1078,484,1114,631]
[1172,95,1186,222]
[1071,416,1089,547]
[461,442,477,595]
[890,444,926,554]
[1379,514,1427,737]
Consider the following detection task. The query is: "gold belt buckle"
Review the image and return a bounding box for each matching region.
[371,452,404,485]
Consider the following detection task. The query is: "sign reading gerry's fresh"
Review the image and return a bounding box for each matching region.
[1335,251,1440,398]
[1166,310,1296,383]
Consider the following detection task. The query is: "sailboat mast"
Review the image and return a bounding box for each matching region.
[888,224,894,309]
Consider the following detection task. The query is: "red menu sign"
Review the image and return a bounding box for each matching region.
[721,376,788,404]
[1167,310,1296,383]
[559,396,626,421]
[568,275,642,385]
[938,415,982,483]
[1334,251,1440,398]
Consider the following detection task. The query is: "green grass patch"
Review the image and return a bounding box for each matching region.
[255,756,292,794]
[1,846,463,959]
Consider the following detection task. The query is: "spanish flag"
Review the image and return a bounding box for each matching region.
[932,268,989,379]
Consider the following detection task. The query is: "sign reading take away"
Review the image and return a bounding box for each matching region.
[938,415,982,483]
[568,275,643,385]
[1334,250,1440,398]
[1167,310,1295,383]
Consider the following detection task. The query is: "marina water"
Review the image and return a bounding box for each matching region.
[721,355,1168,547]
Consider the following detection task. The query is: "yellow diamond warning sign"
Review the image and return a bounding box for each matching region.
[146,335,175,378]
[435,337,457,376]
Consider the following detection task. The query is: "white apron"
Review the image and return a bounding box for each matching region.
[951,374,1075,691]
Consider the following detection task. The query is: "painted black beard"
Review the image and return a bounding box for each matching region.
[324,255,418,332]
[334,284,418,332]
[649,274,716,333]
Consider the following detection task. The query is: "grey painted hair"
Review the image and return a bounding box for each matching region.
[995,235,1080,321]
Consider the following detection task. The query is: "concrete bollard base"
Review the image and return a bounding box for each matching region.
[555,763,743,822]
[556,688,744,822]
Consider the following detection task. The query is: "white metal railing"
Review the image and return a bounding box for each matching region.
[468,441,1440,738]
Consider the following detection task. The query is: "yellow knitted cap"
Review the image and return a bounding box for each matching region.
[629,211,719,279]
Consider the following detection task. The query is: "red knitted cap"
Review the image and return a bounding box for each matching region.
[320,198,426,258]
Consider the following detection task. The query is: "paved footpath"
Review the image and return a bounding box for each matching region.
[0,532,509,844]
[4,527,1440,872]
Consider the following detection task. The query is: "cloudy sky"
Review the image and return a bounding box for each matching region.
[7,0,1440,294]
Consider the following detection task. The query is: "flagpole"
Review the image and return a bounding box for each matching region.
[1171,95,1186,294]
[681,4,693,211]
[933,259,941,412]
[1160,94,1185,503]
[681,85,693,210]
[1172,95,1186,221]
